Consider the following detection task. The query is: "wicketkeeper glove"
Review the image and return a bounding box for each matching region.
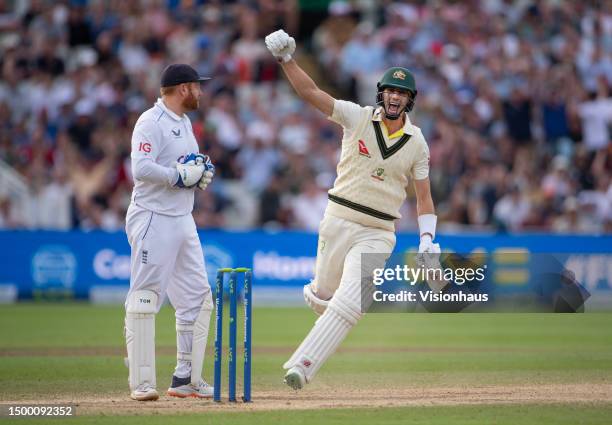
[197,155,215,191]
[264,29,296,63]
[175,153,205,188]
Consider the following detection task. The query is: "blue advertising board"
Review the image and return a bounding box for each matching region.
[0,230,610,302]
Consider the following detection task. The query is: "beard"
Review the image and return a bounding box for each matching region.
[182,91,199,111]
[383,97,406,120]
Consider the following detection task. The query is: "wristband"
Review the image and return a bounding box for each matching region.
[418,214,437,241]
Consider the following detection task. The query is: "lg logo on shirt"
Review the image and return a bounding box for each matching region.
[138,142,152,153]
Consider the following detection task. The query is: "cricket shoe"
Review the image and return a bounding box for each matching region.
[167,375,214,398]
[130,383,159,401]
[284,366,306,390]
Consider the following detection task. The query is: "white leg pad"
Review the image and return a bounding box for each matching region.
[175,324,193,378]
[189,291,213,384]
[283,294,362,382]
[304,283,330,316]
[175,291,213,384]
[125,290,158,391]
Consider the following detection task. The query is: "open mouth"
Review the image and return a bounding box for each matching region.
[387,102,400,114]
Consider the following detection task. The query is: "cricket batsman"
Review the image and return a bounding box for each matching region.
[264,30,441,389]
[124,64,216,401]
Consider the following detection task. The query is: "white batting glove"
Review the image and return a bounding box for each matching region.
[417,235,445,292]
[265,29,296,63]
[418,235,441,255]
[175,154,205,188]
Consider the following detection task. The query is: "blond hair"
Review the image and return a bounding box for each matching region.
[160,85,177,96]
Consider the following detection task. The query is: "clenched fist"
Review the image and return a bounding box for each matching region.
[265,29,296,63]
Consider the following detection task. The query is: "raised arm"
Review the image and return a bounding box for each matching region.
[280,59,334,116]
[265,30,334,117]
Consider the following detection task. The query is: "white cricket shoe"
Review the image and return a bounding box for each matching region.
[284,366,306,390]
[130,383,159,401]
[167,376,214,398]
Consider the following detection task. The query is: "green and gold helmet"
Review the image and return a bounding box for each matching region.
[376,67,417,117]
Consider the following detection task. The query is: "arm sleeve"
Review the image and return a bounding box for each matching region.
[328,99,364,131]
[131,120,178,186]
[411,136,430,180]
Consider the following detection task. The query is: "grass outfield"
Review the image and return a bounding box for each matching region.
[10,405,612,425]
[1,304,611,424]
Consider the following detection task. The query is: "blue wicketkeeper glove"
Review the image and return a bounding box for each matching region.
[197,154,215,190]
[175,153,205,188]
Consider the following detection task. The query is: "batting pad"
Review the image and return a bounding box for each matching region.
[283,296,360,382]
[174,324,192,378]
[125,290,158,390]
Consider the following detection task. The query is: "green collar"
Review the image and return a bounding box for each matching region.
[372,120,412,160]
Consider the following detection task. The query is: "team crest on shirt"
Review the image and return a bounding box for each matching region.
[371,167,386,181]
[358,140,371,158]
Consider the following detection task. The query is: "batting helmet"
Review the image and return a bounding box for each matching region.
[376,67,417,118]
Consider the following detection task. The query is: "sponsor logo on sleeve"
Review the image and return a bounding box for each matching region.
[138,142,151,153]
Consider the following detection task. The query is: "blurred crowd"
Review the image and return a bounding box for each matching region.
[0,0,610,234]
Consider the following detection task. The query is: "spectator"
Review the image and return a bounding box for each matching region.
[67,6,93,47]
[541,156,574,201]
[551,197,599,234]
[36,166,74,230]
[290,180,328,231]
[237,121,280,192]
[206,92,243,151]
[339,22,384,98]
[35,40,65,77]
[541,88,570,143]
[502,87,533,144]
[0,1,608,235]
[577,83,612,151]
[493,185,531,232]
[278,111,310,155]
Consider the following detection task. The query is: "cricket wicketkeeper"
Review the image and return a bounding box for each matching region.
[264,30,441,389]
[124,64,216,401]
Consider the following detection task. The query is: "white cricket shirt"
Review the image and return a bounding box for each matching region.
[326,100,430,231]
[129,98,199,216]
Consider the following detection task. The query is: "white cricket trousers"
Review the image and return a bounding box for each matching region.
[124,203,211,323]
[284,213,396,381]
[311,213,396,301]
